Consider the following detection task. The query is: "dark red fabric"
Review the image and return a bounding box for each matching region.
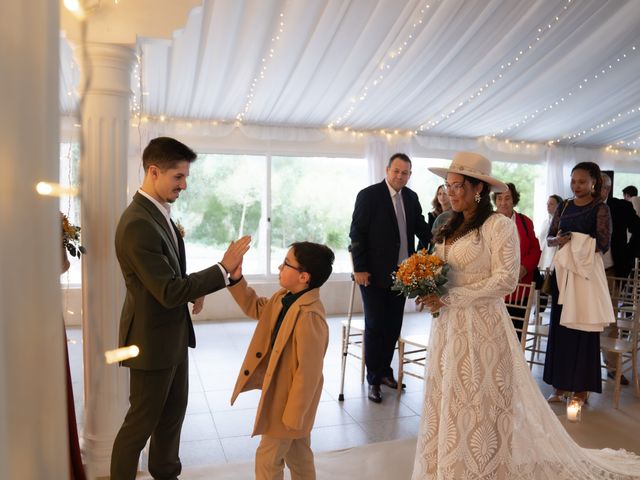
[64,334,86,480]
[507,212,541,302]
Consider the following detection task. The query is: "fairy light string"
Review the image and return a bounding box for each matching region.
[236,10,286,123]
[491,44,639,138]
[328,1,436,130]
[418,0,575,133]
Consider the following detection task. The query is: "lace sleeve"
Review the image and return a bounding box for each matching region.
[441,215,520,308]
[595,202,612,253]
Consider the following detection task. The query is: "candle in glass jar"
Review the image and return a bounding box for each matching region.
[566,399,582,422]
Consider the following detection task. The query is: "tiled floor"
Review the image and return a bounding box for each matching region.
[66,310,640,470]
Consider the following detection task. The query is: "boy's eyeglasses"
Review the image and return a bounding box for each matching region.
[282,259,304,272]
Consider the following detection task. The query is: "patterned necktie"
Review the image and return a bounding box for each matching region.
[395,192,409,263]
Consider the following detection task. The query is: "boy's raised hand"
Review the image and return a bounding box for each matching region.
[229,259,243,281]
[220,235,251,274]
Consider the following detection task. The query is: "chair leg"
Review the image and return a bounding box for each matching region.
[397,340,405,398]
[614,354,623,409]
[633,349,640,397]
[360,334,365,384]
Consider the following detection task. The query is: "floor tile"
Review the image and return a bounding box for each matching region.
[359,415,421,442]
[179,439,226,467]
[311,423,369,452]
[213,408,257,438]
[186,391,211,415]
[312,400,357,428]
[206,388,260,412]
[181,413,218,441]
[220,435,261,463]
[340,395,417,423]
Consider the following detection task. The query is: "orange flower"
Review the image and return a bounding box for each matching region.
[391,249,449,298]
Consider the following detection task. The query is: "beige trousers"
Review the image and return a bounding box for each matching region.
[255,434,315,480]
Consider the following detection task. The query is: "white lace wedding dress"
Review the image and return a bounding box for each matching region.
[411,214,640,479]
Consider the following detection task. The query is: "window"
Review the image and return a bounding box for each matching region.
[270,156,367,274]
[172,153,367,277]
[172,154,266,275]
[608,172,640,199]
[491,161,544,220]
[408,157,451,219]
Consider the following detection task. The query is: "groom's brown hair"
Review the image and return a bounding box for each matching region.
[142,137,197,172]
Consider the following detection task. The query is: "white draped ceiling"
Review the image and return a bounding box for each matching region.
[60,0,640,163]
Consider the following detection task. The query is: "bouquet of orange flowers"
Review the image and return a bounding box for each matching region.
[391,249,449,299]
[61,212,86,258]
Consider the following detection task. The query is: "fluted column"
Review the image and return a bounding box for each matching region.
[77,43,135,478]
[0,1,68,478]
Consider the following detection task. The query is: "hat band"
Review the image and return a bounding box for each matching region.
[451,164,490,177]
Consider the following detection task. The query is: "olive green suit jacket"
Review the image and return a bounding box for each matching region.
[115,192,226,370]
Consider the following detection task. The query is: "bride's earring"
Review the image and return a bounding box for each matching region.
[474,192,481,203]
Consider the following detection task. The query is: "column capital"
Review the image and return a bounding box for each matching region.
[61,0,202,45]
[74,43,136,98]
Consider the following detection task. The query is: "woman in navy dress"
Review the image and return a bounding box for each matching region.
[543,161,611,403]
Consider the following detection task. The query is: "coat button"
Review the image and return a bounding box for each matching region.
[244,369,250,376]
[256,352,262,358]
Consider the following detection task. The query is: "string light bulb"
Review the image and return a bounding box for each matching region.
[36,181,79,197]
[105,345,140,364]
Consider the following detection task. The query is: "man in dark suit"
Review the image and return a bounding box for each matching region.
[110,137,250,480]
[601,173,640,384]
[349,153,431,403]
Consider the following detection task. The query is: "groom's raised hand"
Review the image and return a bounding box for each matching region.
[220,235,251,273]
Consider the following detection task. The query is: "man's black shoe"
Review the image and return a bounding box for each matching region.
[381,376,406,389]
[607,370,630,385]
[368,384,382,403]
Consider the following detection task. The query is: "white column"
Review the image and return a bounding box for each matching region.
[0,1,69,479]
[77,43,135,478]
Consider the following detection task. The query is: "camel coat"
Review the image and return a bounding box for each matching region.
[229,278,329,438]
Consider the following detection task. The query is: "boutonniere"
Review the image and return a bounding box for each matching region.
[175,220,186,238]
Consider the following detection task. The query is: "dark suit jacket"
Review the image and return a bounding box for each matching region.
[607,196,640,278]
[349,180,431,289]
[115,192,227,370]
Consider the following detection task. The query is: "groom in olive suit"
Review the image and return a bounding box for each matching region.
[110,137,250,480]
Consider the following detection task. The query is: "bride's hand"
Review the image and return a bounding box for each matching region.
[416,294,444,314]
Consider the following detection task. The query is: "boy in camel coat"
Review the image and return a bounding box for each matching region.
[228,241,334,480]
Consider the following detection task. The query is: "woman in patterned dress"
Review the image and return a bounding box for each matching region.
[411,152,640,479]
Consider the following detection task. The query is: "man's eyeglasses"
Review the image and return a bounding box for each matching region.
[282,259,304,272]
[444,181,466,193]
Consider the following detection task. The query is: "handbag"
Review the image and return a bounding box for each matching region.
[540,270,553,295]
[533,266,545,290]
[539,200,569,296]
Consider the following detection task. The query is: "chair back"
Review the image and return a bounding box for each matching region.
[601,274,640,407]
[505,282,536,351]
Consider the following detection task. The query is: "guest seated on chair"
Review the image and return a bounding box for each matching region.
[492,182,541,339]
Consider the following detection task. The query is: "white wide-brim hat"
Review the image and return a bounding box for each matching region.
[429,151,508,193]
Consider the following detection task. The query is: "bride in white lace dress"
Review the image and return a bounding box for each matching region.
[412,152,640,479]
